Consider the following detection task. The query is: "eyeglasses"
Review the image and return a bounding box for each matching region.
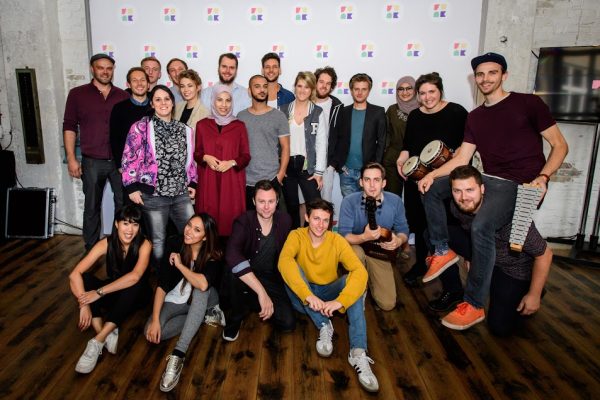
[397,86,414,92]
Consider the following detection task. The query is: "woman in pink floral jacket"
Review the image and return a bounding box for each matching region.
[122,85,197,271]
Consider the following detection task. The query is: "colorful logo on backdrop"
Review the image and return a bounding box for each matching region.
[315,44,329,59]
[336,82,349,95]
[405,42,423,58]
[452,41,469,57]
[272,45,285,58]
[380,81,395,95]
[163,6,177,23]
[207,7,220,22]
[120,7,135,23]
[228,45,241,58]
[186,44,200,59]
[294,6,309,21]
[432,3,448,18]
[100,44,115,58]
[385,4,400,19]
[143,45,158,57]
[250,6,265,22]
[361,43,374,58]
[340,5,354,20]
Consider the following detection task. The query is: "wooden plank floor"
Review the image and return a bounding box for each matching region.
[0,235,599,400]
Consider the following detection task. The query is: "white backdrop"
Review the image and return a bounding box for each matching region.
[90,0,484,233]
[90,0,482,110]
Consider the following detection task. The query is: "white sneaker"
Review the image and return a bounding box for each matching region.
[348,349,379,392]
[104,328,118,354]
[75,338,104,374]
[160,354,184,392]
[204,305,226,327]
[316,320,334,357]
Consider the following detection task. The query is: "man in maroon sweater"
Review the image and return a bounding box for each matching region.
[63,53,129,250]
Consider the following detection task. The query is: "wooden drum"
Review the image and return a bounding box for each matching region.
[402,156,431,181]
[420,140,453,169]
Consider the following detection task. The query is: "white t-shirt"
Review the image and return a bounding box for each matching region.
[164,278,192,304]
[317,97,333,132]
[290,120,306,157]
[267,99,278,108]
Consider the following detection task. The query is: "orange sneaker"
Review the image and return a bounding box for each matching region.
[422,250,459,283]
[441,302,485,330]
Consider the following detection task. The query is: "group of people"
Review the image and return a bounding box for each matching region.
[63,49,567,393]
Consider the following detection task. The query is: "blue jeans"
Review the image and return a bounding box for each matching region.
[423,175,517,308]
[339,167,361,198]
[141,193,194,268]
[284,266,367,350]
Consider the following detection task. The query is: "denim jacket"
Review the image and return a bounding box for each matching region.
[277,85,295,107]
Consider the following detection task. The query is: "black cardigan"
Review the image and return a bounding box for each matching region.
[158,235,221,294]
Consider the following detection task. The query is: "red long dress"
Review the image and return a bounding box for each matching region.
[194,118,250,236]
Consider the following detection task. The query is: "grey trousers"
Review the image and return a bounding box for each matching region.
[146,287,219,353]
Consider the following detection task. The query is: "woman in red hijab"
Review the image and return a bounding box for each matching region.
[194,84,250,237]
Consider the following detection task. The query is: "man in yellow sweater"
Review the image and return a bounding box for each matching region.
[278,198,379,393]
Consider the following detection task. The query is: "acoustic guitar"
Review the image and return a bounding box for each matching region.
[360,196,399,264]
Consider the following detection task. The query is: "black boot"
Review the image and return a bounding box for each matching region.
[428,291,464,312]
[403,264,427,288]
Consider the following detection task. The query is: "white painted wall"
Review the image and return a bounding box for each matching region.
[0,0,598,238]
[472,0,600,238]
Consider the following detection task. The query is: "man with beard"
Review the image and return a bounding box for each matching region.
[201,53,251,116]
[329,73,387,197]
[63,53,129,250]
[222,180,295,341]
[416,52,567,329]
[314,66,343,201]
[237,75,290,209]
[261,52,294,107]
[166,58,188,103]
[429,166,552,335]
[109,67,153,175]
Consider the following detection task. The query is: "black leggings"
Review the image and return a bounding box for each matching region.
[404,181,428,273]
[282,156,321,229]
[82,273,150,327]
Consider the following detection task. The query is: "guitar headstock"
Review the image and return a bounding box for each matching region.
[365,196,377,212]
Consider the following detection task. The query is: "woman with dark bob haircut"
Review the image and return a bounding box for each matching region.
[69,204,152,374]
[122,85,197,271]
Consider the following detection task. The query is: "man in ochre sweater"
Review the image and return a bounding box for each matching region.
[278,198,379,393]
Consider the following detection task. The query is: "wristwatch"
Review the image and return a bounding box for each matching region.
[231,160,237,167]
[96,287,105,297]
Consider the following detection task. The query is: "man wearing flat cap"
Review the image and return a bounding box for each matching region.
[416,52,568,330]
[63,53,129,251]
